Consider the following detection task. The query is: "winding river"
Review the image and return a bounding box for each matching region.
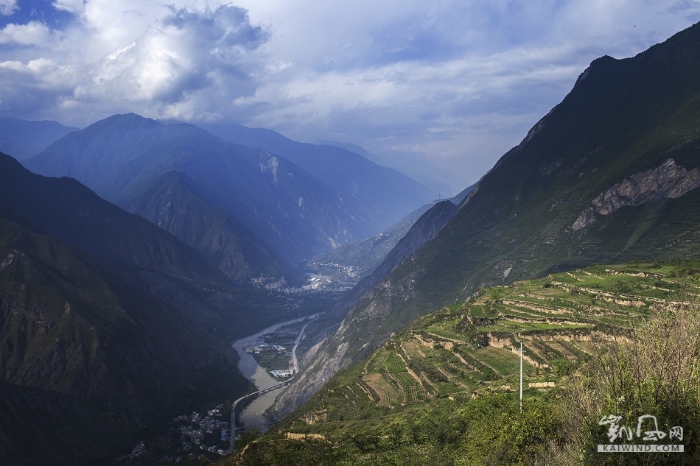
[232,315,316,431]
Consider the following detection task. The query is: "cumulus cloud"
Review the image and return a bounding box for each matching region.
[0,21,53,45]
[77,5,266,103]
[1,0,700,186]
[87,4,264,118]
[0,2,268,123]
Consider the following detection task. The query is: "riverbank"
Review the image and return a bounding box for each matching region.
[232,314,319,431]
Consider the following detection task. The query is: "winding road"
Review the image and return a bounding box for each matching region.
[291,317,316,374]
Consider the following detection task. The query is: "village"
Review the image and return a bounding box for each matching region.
[124,318,316,463]
[122,404,233,464]
[162,405,232,463]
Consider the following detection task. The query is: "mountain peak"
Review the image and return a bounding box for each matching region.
[91,112,159,128]
[278,21,700,416]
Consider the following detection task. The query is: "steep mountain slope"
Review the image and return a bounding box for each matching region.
[0,153,293,338]
[306,186,473,287]
[275,200,458,414]
[276,22,700,415]
[352,200,458,304]
[0,118,77,160]
[232,260,700,465]
[274,200,458,413]
[24,114,427,264]
[125,170,303,283]
[199,122,438,232]
[0,217,248,465]
[0,153,220,283]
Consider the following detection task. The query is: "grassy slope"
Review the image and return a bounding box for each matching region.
[225,260,700,465]
[288,25,700,406]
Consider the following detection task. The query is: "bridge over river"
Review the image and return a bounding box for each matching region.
[228,314,319,452]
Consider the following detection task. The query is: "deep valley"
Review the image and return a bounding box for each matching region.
[1,15,700,466]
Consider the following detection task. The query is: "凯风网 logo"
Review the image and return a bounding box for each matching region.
[597,414,684,453]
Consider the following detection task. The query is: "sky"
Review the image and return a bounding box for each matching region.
[1,1,700,190]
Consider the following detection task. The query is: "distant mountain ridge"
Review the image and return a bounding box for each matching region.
[304,185,472,290]
[275,21,700,416]
[24,114,432,276]
[316,138,460,196]
[198,121,438,232]
[24,114,389,267]
[0,118,78,160]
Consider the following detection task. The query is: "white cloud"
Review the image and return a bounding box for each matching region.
[75,4,268,115]
[0,2,268,124]
[52,0,85,15]
[2,0,700,186]
[0,21,53,46]
[0,0,17,16]
[0,57,74,86]
[0,60,23,71]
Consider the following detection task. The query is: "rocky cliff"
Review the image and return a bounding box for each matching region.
[573,158,700,230]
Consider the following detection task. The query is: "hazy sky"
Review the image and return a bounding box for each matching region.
[1,1,699,188]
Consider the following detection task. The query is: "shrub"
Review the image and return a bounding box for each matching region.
[550,297,700,465]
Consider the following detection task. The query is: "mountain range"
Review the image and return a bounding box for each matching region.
[273,21,700,417]
[4,20,700,466]
[24,115,436,273]
[199,121,439,228]
[0,111,438,463]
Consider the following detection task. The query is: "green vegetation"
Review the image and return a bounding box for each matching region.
[223,260,700,464]
[305,25,700,417]
[552,288,700,464]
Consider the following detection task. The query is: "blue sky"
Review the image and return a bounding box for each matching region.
[1,1,699,190]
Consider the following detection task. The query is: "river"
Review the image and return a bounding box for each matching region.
[232,315,317,431]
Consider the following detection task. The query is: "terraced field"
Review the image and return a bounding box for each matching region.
[318,263,697,410]
[226,261,700,465]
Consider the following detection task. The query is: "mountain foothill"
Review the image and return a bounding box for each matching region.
[3,20,700,466]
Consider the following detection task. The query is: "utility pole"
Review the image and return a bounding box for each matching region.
[519,342,523,414]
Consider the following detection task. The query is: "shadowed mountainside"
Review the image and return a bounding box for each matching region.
[200,121,438,232]
[0,216,249,465]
